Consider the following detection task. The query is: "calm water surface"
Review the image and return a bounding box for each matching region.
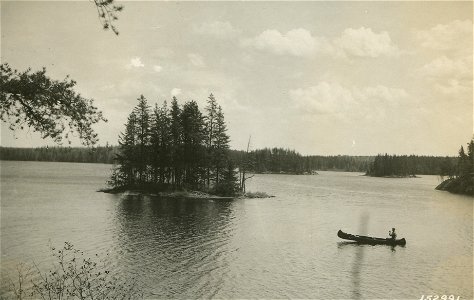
[1,161,472,299]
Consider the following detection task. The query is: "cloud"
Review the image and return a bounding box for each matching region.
[242,28,322,57]
[290,82,408,116]
[290,82,355,113]
[194,21,241,39]
[434,79,472,96]
[353,85,408,104]
[153,65,163,72]
[417,56,472,80]
[415,19,472,51]
[128,57,144,68]
[417,55,472,96]
[244,27,400,58]
[171,88,182,97]
[333,27,400,58]
[414,20,473,96]
[188,53,206,67]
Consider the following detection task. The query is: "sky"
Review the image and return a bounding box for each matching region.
[1,1,473,156]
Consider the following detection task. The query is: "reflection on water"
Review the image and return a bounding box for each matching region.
[113,194,236,298]
[351,212,369,300]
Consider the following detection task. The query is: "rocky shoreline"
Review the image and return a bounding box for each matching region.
[435,175,473,196]
[99,187,274,199]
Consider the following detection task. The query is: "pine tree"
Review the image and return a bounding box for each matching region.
[112,111,138,187]
[170,97,183,188]
[150,101,171,184]
[158,101,172,184]
[0,63,107,146]
[204,94,218,188]
[132,95,151,184]
[467,140,474,175]
[215,160,239,196]
[213,105,230,184]
[181,101,206,189]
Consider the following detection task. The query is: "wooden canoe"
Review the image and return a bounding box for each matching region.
[338,229,406,246]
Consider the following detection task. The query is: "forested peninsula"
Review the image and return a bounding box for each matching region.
[435,139,474,196]
[366,154,457,177]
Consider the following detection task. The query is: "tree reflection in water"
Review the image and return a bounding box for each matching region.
[112,194,237,298]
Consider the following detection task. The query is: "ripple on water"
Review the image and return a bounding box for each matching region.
[1,162,472,299]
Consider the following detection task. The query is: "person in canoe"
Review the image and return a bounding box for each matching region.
[388,228,397,240]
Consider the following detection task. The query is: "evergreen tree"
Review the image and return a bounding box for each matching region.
[169,97,183,187]
[204,94,218,187]
[181,101,206,189]
[150,101,171,184]
[112,112,138,186]
[213,105,230,184]
[215,160,240,196]
[458,141,474,176]
[133,95,151,184]
[0,63,107,146]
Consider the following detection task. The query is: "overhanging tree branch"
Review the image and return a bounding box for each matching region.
[0,63,107,146]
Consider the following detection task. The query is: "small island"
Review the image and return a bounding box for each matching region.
[103,94,271,199]
[435,139,473,196]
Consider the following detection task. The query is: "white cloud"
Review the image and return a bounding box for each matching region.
[194,21,241,39]
[414,20,473,97]
[333,27,400,58]
[417,56,472,96]
[435,79,471,96]
[188,53,206,67]
[244,27,400,58]
[415,19,472,51]
[290,82,355,113]
[128,57,145,68]
[243,28,320,57]
[417,56,472,80]
[153,65,163,72]
[353,85,408,104]
[290,82,408,115]
[171,88,182,97]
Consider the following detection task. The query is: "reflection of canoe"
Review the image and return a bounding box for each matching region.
[337,229,406,246]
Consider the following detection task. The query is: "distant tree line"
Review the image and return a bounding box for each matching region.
[107,94,240,196]
[366,154,457,177]
[229,148,372,174]
[305,155,372,172]
[1,145,458,177]
[0,145,117,164]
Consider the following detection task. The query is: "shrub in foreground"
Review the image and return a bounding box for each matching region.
[4,242,143,299]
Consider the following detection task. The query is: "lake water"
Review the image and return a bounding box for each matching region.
[1,161,472,299]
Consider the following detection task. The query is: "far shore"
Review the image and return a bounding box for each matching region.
[364,174,420,178]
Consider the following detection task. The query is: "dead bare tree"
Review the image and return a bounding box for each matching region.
[239,135,255,193]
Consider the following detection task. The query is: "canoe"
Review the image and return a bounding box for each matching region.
[337,229,406,246]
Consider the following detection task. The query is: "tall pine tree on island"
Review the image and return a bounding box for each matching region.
[204,94,218,188]
[214,105,231,185]
[109,112,138,187]
[170,97,183,188]
[133,95,151,184]
[181,100,206,190]
[150,101,171,185]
